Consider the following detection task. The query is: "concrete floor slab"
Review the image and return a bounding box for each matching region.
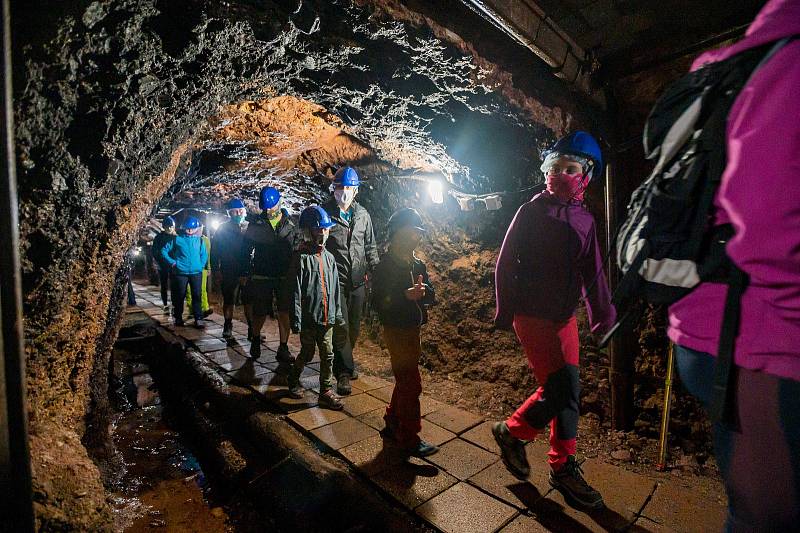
[424,438,499,480]
[419,419,457,447]
[351,374,393,392]
[373,457,458,510]
[461,420,501,454]
[415,481,518,533]
[358,408,387,431]
[193,338,230,353]
[640,477,726,532]
[205,347,250,369]
[424,405,484,435]
[277,390,319,412]
[310,417,378,450]
[367,384,395,403]
[500,514,551,532]
[341,392,385,417]
[468,460,549,511]
[339,434,409,476]
[419,395,445,417]
[287,406,349,431]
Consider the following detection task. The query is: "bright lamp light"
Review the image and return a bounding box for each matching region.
[428,180,444,204]
[210,218,222,231]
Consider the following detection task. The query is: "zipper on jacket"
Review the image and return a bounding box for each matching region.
[317,253,329,326]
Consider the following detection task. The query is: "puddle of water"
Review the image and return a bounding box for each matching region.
[109,348,233,532]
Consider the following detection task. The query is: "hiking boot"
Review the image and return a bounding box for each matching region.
[337,374,352,396]
[408,440,439,458]
[318,390,344,411]
[222,321,233,338]
[193,319,206,329]
[174,318,185,327]
[288,383,304,399]
[276,343,293,363]
[351,368,359,380]
[549,456,604,510]
[203,308,213,318]
[492,422,530,480]
[249,340,261,360]
[163,304,171,313]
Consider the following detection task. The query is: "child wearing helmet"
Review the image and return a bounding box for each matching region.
[285,205,346,410]
[152,216,177,310]
[160,216,209,328]
[371,207,439,457]
[492,132,615,510]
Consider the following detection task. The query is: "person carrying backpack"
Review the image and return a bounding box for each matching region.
[286,206,345,411]
[492,132,615,510]
[660,0,800,528]
[160,216,208,328]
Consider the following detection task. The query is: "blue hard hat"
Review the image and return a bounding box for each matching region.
[183,216,201,230]
[299,205,335,230]
[543,131,604,180]
[226,197,245,210]
[333,166,360,187]
[163,216,175,228]
[259,187,281,210]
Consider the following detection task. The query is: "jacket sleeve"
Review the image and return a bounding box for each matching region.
[494,204,527,329]
[239,234,255,277]
[718,47,800,323]
[288,254,303,332]
[364,213,380,272]
[160,238,176,267]
[580,221,616,335]
[421,263,436,306]
[332,260,344,325]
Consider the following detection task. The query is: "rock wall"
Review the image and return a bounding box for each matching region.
[13,0,575,527]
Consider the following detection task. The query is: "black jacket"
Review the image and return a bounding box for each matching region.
[240,210,298,279]
[211,221,246,276]
[371,252,436,328]
[152,231,175,269]
[287,243,344,332]
[322,199,379,290]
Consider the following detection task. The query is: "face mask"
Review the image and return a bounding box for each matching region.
[334,188,356,209]
[546,172,587,202]
[231,215,246,225]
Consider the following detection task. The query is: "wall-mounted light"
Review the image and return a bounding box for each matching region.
[210,218,222,231]
[427,180,444,204]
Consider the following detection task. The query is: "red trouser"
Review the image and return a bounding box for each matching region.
[383,326,423,447]
[506,315,580,471]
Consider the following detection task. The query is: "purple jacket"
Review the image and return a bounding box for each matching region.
[668,0,800,381]
[495,192,616,334]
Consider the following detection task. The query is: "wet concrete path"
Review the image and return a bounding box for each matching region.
[130,282,726,532]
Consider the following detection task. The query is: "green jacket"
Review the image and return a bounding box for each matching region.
[288,243,344,332]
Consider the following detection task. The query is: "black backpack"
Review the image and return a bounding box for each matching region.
[607,37,792,424]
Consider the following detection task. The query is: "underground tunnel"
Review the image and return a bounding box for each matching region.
[1,0,788,531]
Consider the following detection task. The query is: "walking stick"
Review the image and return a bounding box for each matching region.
[656,343,675,471]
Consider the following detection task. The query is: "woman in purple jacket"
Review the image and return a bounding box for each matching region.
[492,132,615,510]
[668,0,800,528]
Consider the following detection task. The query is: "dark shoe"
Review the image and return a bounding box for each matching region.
[222,321,233,338]
[203,308,213,318]
[288,383,304,399]
[276,343,293,363]
[318,390,344,411]
[247,325,253,340]
[337,374,352,396]
[492,422,530,480]
[408,440,439,458]
[549,456,604,510]
[193,319,206,329]
[351,368,359,380]
[249,341,261,360]
[174,319,185,327]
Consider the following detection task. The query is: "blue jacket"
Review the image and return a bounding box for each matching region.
[160,233,208,275]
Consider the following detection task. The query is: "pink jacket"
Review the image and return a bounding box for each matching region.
[668,0,800,381]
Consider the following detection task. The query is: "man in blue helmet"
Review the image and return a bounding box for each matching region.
[322,166,380,395]
[240,186,298,360]
[285,205,345,410]
[492,132,616,510]
[152,216,177,311]
[160,216,209,328]
[212,198,251,338]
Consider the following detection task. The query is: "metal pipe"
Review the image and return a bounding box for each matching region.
[656,343,676,471]
[0,0,35,528]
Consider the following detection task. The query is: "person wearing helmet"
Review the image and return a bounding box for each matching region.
[285,205,345,410]
[371,207,438,457]
[185,223,213,317]
[212,198,251,338]
[160,216,209,328]
[492,132,615,510]
[239,187,298,360]
[322,166,380,395]
[152,215,177,310]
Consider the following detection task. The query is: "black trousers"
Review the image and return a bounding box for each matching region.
[332,284,366,378]
[158,267,171,307]
[172,273,203,321]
